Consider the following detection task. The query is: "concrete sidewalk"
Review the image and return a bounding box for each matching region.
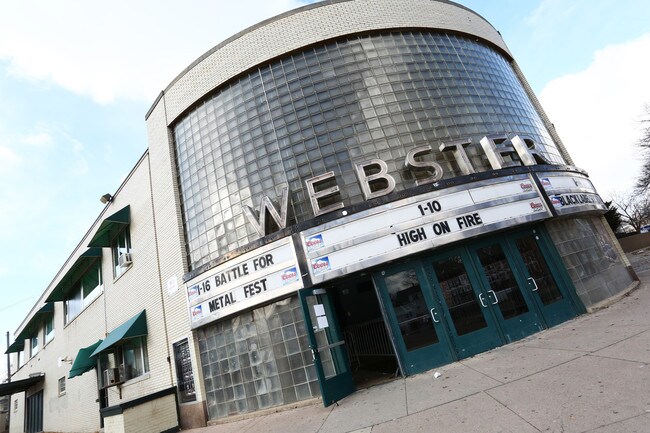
[187,251,650,433]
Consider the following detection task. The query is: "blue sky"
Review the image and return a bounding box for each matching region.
[1,0,649,378]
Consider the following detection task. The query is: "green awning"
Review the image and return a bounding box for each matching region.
[87,205,130,247]
[5,339,25,354]
[46,248,103,302]
[68,340,103,379]
[0,374,44,396]
[4,303,55,354]
[90,310,147,357]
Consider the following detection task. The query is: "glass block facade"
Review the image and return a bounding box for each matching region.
[198,296,320,419]
[546,217,634,306]
[173,31,565,270]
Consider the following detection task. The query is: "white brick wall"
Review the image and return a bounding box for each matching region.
[8,152,185,432]
[156,0,510,124]
[147,88,203,405]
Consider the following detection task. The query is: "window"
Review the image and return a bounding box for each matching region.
[45,315,55,344]
[64,259,103,324]
[122,336,149,381]
[112,226,132,278]
[30,335,39,358]
[99,336,149,386]
[58,377,66,396]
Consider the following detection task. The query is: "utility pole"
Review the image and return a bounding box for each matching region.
[5,332,9,383]
[5,331,10,433]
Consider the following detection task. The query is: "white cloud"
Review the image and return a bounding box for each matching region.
[527,0,577,27]
[0,0,309,104]
[0,146,21,168]
[539,34,650,198]
[21,131,54,148]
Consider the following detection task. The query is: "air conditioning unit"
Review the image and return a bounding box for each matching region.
[102,368,123,388]
[118,252,133,268]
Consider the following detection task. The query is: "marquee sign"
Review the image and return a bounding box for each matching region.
[185,237,303,329]
[300,174,552,283]
[537,172,607,216]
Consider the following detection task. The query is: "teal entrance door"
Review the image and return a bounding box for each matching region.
[507,228,580,327]
[423,249,503,359]
[373,226,581,376]
[467,238,545,343]
[372,263,456,375]
[298,287,355,407]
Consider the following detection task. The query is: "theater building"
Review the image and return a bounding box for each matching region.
[3,0,638,431]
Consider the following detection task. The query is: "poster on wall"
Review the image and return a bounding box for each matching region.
[537,172,607,216]
[185,237,303,329]
[300,174,552,283]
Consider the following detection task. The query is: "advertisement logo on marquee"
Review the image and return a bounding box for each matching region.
[551,196,562,207]
[519,182,534,192]
[311,257,331,275]
[191,305,203,321]
[187,284,200,300]
[541,178,552,188]
[305,234,324,253]
[529,201,544,212]
[281,267,299,284]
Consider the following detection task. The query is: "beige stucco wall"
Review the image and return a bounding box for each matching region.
[618,232,650,253]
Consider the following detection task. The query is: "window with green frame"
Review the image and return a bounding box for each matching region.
[45,314,55,344]
[64,259,103,324]
[112,226,132,278]
[30,335,39,358]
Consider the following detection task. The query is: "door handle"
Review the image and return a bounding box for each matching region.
[488,290,498,305]
[528,277,539,292]
[478,293,487,308]
[430,308,440,323]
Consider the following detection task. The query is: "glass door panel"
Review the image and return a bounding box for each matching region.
[298,288,355,407]
[515,235,563,305]
[510,231,578,327]
[373,263,455,376]
[427,251,503,360]
[431,256,487,335]
[475,244,530,320]
[471,241,543,342]
[384,269,439,351]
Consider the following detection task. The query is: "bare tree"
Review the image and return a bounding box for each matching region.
[635,104,650,192]
[603,201,623,234]
[612,192,650,233]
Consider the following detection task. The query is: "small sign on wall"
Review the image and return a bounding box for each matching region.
[167,275,178,295]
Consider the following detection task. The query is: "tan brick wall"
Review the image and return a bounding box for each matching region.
[122,393,177,433]
[103,413,125,433]
[156,0,511,124]
[104,394,177,433]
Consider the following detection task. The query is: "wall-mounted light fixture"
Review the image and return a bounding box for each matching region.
[57,356,72,367]
[100,193,113,204]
